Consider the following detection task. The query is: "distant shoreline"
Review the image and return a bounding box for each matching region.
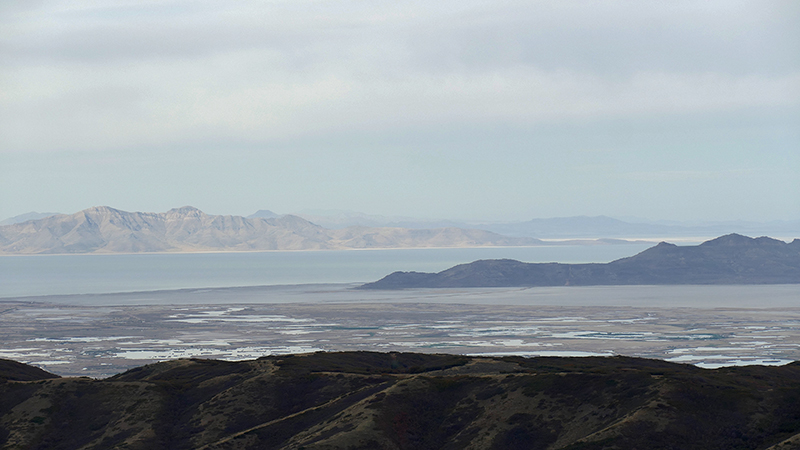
[5,236,798,257]
[3,283,799,308]
[0,282,360,302]
[0,238,669,257]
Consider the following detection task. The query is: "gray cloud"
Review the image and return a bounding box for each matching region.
[1,0,798,221]
[404,1,799,76]
[3,0,797,73]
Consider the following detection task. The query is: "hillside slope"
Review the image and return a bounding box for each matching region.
[2,352,800,449]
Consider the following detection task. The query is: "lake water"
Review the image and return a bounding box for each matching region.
[0,244,653,297]
[3,243,800,376]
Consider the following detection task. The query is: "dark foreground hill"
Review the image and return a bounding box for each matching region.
[3,352,800,449]
[361,234,800,289]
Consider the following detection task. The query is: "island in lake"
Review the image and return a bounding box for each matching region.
[361,234,800,289]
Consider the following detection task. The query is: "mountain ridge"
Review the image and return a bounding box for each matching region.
[0,211,61,226]
[360,234,800,289]
[7,208,799,240]
[241,209,800,238]
[3,352,800,449]
[0,206,540,254]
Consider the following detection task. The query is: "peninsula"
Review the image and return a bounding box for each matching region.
[360,234,800,289]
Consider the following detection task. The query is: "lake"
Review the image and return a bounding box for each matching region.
[3,243,800,376]
[0,244,653,297]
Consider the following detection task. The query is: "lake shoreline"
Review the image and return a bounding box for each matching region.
[3,283,799,308]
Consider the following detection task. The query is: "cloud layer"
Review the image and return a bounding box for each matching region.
[3,0,798,152]
[1,0,798,221]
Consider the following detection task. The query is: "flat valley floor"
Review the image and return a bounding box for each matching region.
[1,284,799,377]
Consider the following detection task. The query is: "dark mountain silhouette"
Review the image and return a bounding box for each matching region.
[0,359,59,382]
[3,352,800,449]
[361,234,800,289]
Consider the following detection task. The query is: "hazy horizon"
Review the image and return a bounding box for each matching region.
[3,205,800,226]
[2,1,798,222]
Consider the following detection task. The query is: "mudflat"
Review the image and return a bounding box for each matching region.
[2,284,799,377]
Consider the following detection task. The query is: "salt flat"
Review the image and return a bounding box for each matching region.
[1,284,799,377]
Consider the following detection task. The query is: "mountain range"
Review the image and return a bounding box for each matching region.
[0,212,61,226]
[257,211,800,239]
[361,234,800,289]
[5,208,799,244]
[478,216,800,239]
[0,206,539,254]
[3,352,800,449]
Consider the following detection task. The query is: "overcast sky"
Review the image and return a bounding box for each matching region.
[1,0,798,222]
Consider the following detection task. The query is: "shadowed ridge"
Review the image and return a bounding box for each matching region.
[0,358,60,381]
[269,351,471,374]
[355,270,439,289]
[3,353,800,449]
[435,258,568,287]
[699,232,754,246]
[697,233,785,247]
[608,240,679,263]
[109,358,254,383]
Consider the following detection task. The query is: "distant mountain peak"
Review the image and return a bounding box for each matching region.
[753,236,788,246]
[699,233,784,247]
[85,205,121,214]
[655,241,677,247]
[165,206,206,218]
[248,209,280,219]
[0,211,62,226]
[167,205,202,214]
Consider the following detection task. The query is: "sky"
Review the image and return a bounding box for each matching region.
[1,0,798,222]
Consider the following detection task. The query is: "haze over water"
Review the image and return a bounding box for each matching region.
[1,244,653,298]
